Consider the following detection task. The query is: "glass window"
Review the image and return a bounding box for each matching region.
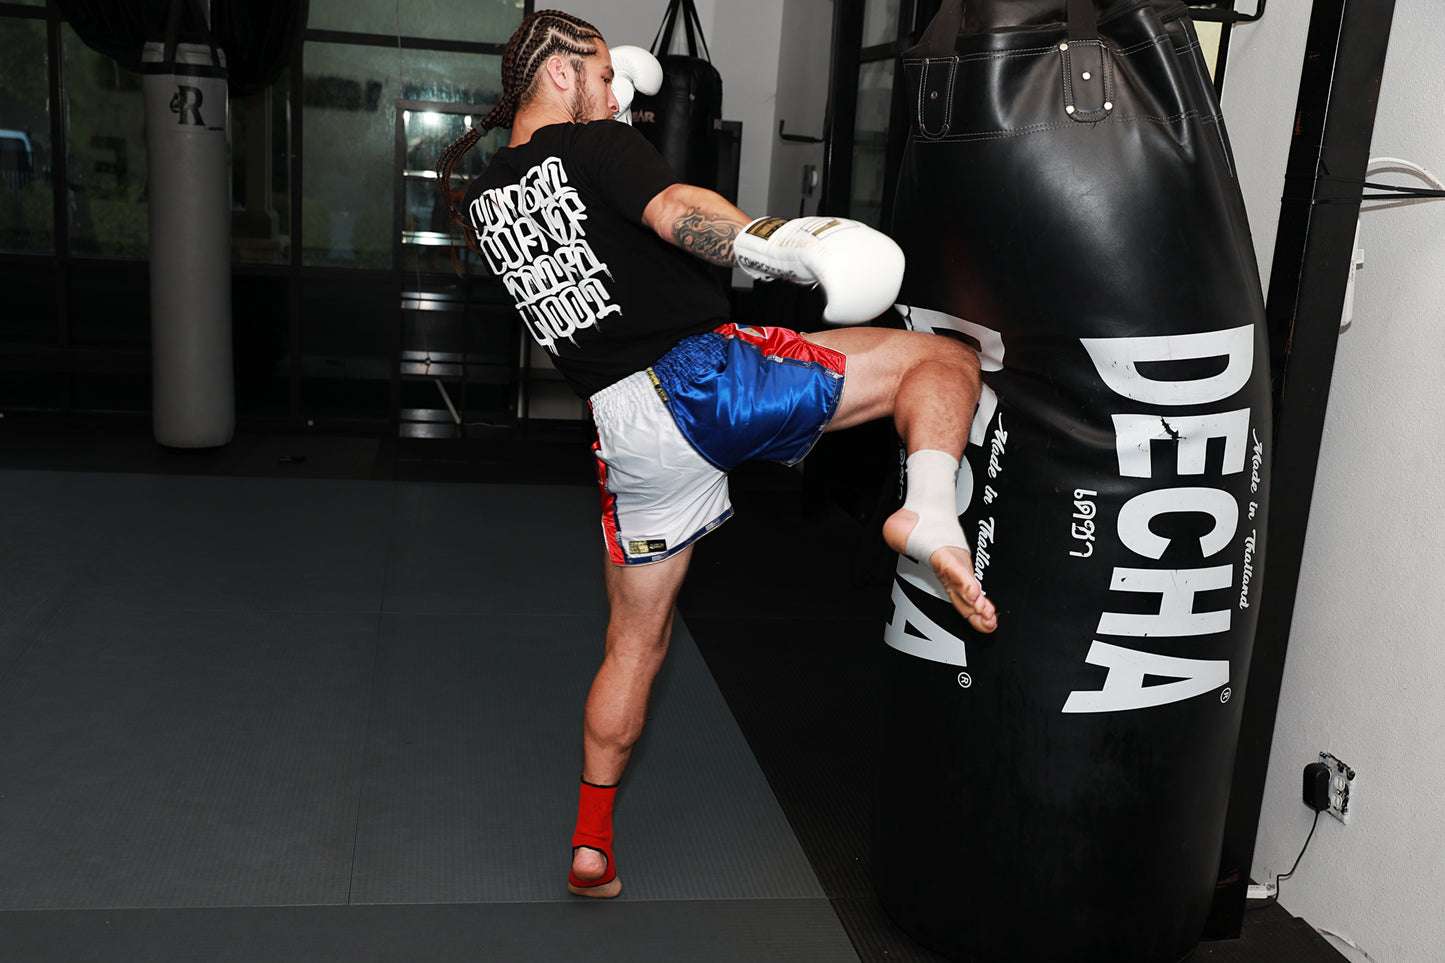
[402,105,507,276]
[63,25,148,257]
[232,72,292,265]
[301,41,501,268]
[862,0,901,48]
[849,59,895,229]
[309,0,523,44]
[0,17,54,253]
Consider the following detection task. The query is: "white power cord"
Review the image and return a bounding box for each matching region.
[1339,218,1363,332]
[1341,156,1445,331]
[1367,155,1445,190]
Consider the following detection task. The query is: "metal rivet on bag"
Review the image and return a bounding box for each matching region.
[1059,42,1069,51]
[930,91,938,100]
[1066,105,1076,114]
[1081,71,1092,81]
[1104,101,1114,110]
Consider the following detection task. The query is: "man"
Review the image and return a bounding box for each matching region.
[437,9,997,899]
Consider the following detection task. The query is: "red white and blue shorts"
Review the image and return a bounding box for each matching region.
[589,324,846,565]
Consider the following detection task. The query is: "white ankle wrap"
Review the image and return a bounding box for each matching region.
[902,449,967,564]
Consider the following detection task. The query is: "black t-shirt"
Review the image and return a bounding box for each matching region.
[463,121,729,397]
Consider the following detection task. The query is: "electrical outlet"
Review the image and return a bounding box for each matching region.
[1318,751,1356,824]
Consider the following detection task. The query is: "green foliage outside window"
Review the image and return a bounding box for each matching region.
[0,18,53,253]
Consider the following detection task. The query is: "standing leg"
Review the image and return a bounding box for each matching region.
[804,327,998,633]
[569,545,694,897]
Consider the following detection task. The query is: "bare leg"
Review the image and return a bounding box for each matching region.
[570,545,694,896]
[805,328,998,633]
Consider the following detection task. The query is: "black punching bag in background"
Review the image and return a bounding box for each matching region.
[630,0,724,190]
[875,2,1272,961]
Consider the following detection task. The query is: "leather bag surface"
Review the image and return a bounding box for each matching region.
[877,3,1273,959]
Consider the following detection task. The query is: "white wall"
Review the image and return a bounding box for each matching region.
[706,0,786,223]
[766,0,834,220]
[1222,3,1445,961]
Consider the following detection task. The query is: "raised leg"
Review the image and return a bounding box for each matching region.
[805,327,998,633]
[569,545,694,897]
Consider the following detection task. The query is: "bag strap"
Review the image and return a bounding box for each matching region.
[651,0,682,56]
[649,0,713,61]
[162,0,223,71]
[915,0,965,59]
[1067,0,1100,42]
[681,3,698,56]
[917,0,1100,56]
[683,0,713,61]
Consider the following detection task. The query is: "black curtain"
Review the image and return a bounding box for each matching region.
[54,0,308,95]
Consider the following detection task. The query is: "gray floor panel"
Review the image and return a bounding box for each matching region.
[0,445,1352,962]
[349,611,605,904]
[0,898,860,962]
[1,471,138,670]
[74,475,396,612]
[0,607,378,909]
[382,482,608,616]
[0,469,852,957]
[0,625,36,679]
[351,612,824,904]
[610,620,826,902]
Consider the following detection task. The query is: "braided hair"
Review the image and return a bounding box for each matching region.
[435,10,604,257]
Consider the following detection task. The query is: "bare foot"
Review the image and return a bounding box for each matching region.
[883,508,999,634]
[568,846,622,898]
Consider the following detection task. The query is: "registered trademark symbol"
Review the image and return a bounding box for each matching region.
[1220,687,1232,703]
[957,672,973,689]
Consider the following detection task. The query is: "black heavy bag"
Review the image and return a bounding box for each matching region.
[631,0,724,189]
[876,2,1272,961]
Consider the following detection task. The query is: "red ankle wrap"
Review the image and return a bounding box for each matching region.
[569,780,617,889]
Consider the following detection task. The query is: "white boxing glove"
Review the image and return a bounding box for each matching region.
[733,216,905,325]
[610,45,663,125]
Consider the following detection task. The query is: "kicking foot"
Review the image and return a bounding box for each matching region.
[568,846,622,898]
[883,508,998,634]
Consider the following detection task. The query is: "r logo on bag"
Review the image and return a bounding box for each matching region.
[170,85,205,126]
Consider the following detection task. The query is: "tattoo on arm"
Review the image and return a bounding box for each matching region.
[672,207,740,267]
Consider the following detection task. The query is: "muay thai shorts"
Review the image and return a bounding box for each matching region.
[588,323,846,565]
